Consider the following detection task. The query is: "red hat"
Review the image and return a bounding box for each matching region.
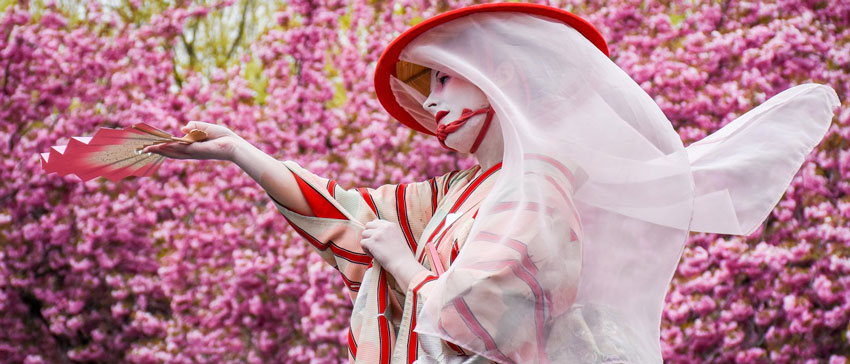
[374,3,609,135]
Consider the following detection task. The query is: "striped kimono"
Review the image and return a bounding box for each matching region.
[271,161,502,364]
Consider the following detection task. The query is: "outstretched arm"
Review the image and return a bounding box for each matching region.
[143,121,312,216]
[229,135,313,216]
[147,122,441,301]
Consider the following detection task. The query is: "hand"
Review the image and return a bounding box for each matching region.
[142,121,243,161]
[361,220,412,269]
[361,220,427,288]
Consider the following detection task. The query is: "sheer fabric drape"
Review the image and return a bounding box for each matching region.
[388,12,837,363]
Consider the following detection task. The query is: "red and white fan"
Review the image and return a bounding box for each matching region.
[40,123,206,182]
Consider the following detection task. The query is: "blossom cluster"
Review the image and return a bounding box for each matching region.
[0,0,847,363]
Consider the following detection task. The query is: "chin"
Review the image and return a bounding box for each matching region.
[444,135,474,153]
[437,113,488,153]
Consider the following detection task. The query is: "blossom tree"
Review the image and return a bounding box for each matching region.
[0,0,847,363]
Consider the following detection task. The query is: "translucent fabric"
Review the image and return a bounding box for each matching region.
[388,12,839,364]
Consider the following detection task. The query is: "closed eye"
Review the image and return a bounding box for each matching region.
[439,75,450,85]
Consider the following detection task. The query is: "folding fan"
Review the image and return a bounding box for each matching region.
[40,123,207,182]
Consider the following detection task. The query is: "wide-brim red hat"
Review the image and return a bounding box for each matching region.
[374,3,609,135]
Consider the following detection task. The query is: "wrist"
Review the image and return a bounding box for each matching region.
[227,137,253,163]
[386,253,416,274]
[388,256,428,289]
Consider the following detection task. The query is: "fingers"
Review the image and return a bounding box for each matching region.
[362,220,387,240]
[365,219,390,229]
[180,122,195,134]
[361,221,384,256]
[143,143,192,159]
[142,144,169,155]
[181,120,208,134]
[362,219,396,241]
[360,231,373,257]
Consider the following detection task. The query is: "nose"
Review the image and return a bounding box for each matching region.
[422,93,438,112]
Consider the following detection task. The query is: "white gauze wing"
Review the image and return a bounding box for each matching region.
[687,84,838,235]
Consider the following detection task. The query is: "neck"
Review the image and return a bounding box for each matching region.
[472,113,504,171]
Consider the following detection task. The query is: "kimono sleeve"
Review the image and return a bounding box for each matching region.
[270,160,453,301]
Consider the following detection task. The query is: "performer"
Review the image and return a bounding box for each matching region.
[145,3,838,363]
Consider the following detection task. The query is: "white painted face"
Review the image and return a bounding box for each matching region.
[422,69,491,152]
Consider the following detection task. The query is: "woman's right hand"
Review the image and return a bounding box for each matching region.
[143,121,244,161]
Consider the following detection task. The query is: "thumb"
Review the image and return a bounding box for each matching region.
[181,120,205,133]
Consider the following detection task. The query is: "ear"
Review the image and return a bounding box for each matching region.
[493,61,516,87]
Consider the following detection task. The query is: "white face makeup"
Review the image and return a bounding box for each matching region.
[422,70,491,152]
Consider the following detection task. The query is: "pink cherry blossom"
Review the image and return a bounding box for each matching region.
[1,0,848,363]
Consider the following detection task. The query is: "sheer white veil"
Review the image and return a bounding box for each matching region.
[387,11,838,364]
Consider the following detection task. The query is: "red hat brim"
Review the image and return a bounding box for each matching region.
[374,3,609,135]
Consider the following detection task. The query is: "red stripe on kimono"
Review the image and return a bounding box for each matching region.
[270,161,500,363]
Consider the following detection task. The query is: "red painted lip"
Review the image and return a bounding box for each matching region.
[435,110,449,125]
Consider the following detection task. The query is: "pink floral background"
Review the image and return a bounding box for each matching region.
[1,0,847,363]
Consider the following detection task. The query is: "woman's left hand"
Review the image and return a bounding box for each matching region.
[361,220,428,288]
